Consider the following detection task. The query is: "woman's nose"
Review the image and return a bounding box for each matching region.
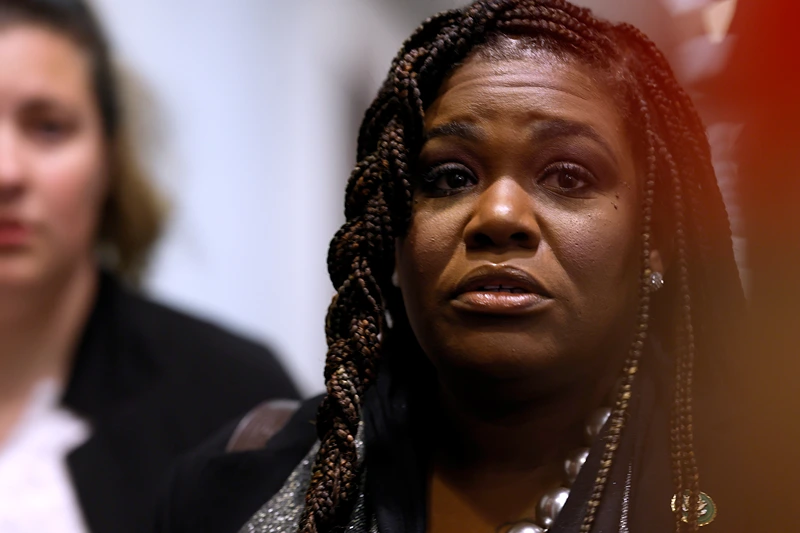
[463,178,541,251]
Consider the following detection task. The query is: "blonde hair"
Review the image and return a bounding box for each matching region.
[97,128,166,283]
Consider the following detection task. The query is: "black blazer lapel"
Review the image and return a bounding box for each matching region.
[62,272,160,533]
[67,429,140,533]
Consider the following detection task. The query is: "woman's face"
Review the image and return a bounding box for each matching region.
[0,24,106,288]
[395,51,656,395]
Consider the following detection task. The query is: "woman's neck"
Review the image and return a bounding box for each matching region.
[435,374,610,473]
[0,261,98,444]
[429,365,620,532]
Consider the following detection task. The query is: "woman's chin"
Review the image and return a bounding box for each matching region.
[434,348,566,386]
[0,256,59,291]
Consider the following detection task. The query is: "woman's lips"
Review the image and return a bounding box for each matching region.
[451,266,553,316]
[452,289,551,315]
[0,220,30,247]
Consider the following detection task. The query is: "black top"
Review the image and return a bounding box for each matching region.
[61,271,299,533]
[157,343,746,533]
[157,396,321,533]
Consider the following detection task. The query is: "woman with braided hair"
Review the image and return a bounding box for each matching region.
[158,1,749,532]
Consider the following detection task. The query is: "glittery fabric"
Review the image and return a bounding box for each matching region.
[238,442,318,533]
[239,425,373,533]
[619,462,632,533]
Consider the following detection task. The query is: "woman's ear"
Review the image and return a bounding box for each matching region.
[649,248,665,276]
[649,225,674,277]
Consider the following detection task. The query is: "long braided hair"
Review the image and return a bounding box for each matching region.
[306,1,746,532]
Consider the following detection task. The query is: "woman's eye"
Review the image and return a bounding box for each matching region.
[33,120,69,140]
[540,164,594,195]
[419,164,478,196]
[24,114,76,144]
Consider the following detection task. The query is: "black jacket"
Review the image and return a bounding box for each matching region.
[61,271,299,533]
[157,342,747,533]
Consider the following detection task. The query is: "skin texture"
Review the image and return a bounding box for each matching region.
[0,25,106,288]
[394,51,665,532]
[0,24,105,446]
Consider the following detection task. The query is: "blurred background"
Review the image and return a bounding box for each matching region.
[89,0,742,396]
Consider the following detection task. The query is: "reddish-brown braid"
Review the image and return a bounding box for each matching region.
[302,2,745,533]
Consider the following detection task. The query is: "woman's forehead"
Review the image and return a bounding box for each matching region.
[0,24,93,106]
[423,55,632,164]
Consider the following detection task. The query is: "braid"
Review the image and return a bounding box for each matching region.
[305,2,744,532]
[303,184,393,533]
[612,23,742,527]
[577,94,665,531]
[496,2,613,57]
[654,129,701,531]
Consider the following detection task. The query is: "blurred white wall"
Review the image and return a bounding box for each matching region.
[88,0,439,396]
[88,0,738,396]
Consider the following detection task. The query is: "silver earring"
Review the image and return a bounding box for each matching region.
[649,271,665,292]
[391,270,400,287]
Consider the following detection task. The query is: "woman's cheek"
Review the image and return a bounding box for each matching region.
[40,145,105,253]
[403,204,465,276]
[552,209,640,286]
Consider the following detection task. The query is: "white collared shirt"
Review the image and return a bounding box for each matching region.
[0,380,91,533]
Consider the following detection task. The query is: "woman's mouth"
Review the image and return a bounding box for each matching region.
[451,266,553,316]
[0,220,30,248]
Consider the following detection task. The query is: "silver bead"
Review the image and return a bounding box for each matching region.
[507,523,545,533]
[536,486,570,529]
[649,271,664,292]
[564,447,590,485]
[584,407,611,444]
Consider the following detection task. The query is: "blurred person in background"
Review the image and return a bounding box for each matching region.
[0,1,298,533]
[157,1,750,532]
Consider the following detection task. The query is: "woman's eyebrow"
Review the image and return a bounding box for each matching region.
[531,118,618,164]
[424,121,485,142]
